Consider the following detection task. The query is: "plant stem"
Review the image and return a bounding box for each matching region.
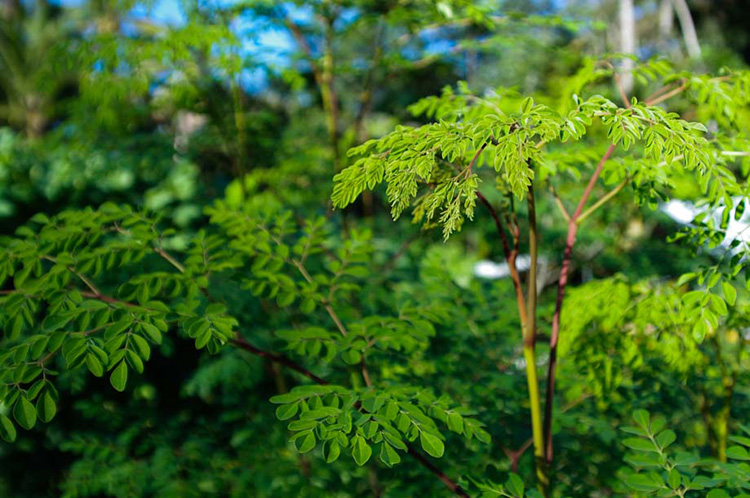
[475,192,528,324]
[154,247,186,273]
[475,190,548,486]
[231,336,329,384]
[284,14,340,170]
[526,183,538,337]
[231,335,469,497]
[543,143,615,464]
[525,182,547,491]
[547,182,571,223]
[576,179,627,225]
[645,80,687,106]
[321,13,340,170]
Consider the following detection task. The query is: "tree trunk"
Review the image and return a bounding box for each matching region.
[672,0,702,59]
[619,0,636,94]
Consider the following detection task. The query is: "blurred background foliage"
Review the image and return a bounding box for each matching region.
[0,0,749,496]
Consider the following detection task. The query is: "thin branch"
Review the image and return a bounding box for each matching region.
[613,71,632,109]
[360,362,373,387]
[75,272,101,295]
[378,232,420,276]
[572,144,617,221]
[576,179,628,225]
[406,446,470,497]
[501,438,533,473]
[231,336,329,384]
[79,291,149,309]
[231,337,468,497]
[284,19,319,79]
[154,247,185,273]
[525,183,538,347]
[547,182,571,224]
[293,260,348,337]
[284,14,340,170]
[645,81,687,106]
[543,142,616,464]
[467,141,489,172]
[0,288,468,494]
[42,255,101,295]
[474,192,512,265]
[475,191,528,326]
[645,80,678,102]
[321,13,340,170]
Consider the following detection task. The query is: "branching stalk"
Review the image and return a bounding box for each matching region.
[543,143,616,464]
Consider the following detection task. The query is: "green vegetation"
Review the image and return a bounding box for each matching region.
[1,1,750,496]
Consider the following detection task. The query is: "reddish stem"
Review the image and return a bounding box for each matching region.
[543,143,615,462]
[231,336,329,385]
[475,191,528,326]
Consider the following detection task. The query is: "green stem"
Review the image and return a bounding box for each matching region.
[575,179,627,225]
[524,346,547,488]
[525,182,548,491]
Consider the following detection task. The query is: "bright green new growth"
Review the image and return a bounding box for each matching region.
[332,73,724,239]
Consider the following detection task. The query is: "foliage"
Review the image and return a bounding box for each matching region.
[2,1,750,497]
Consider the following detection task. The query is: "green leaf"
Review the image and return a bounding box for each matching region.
[521,97,534,113]
[301,407,339,420]
[419,431,445,458]
[727,445,750,460]
[195,328,211,349]
[324,440,341,463]
[384,401,399,421]
[729,435,750,447]
[110,361,128,392]
[623,472,664,492]
[131,334,151,360]
[622,438,658,452]
[86,354,104,377]
[13,396,37,430]
[341,349,362,365]
[295,431,316,454]
[447,412,464,433]
[667,469,680,489]
[275,403,299,421]
[42,314,74,332]
[288,420,317,431]
[36,391,56,423]
[656,429,676,450]
[30,213,49,224]
[633,409,650,430]
[269,393,301,404]
[505,473,524,497]
[706,490,730,498]
[323,439,341,463]
[379,442,401,467]
[300,298,316,314]
[722,281,737,306]
[624,452,664,468]
[352,436,372,466]
[0,414,16,442]
[105,317,133,338]
[140,323,163,344]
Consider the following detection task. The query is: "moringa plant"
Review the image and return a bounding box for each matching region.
[332,56,750,492]
[0,201,492,497]
[1,56,750,497]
